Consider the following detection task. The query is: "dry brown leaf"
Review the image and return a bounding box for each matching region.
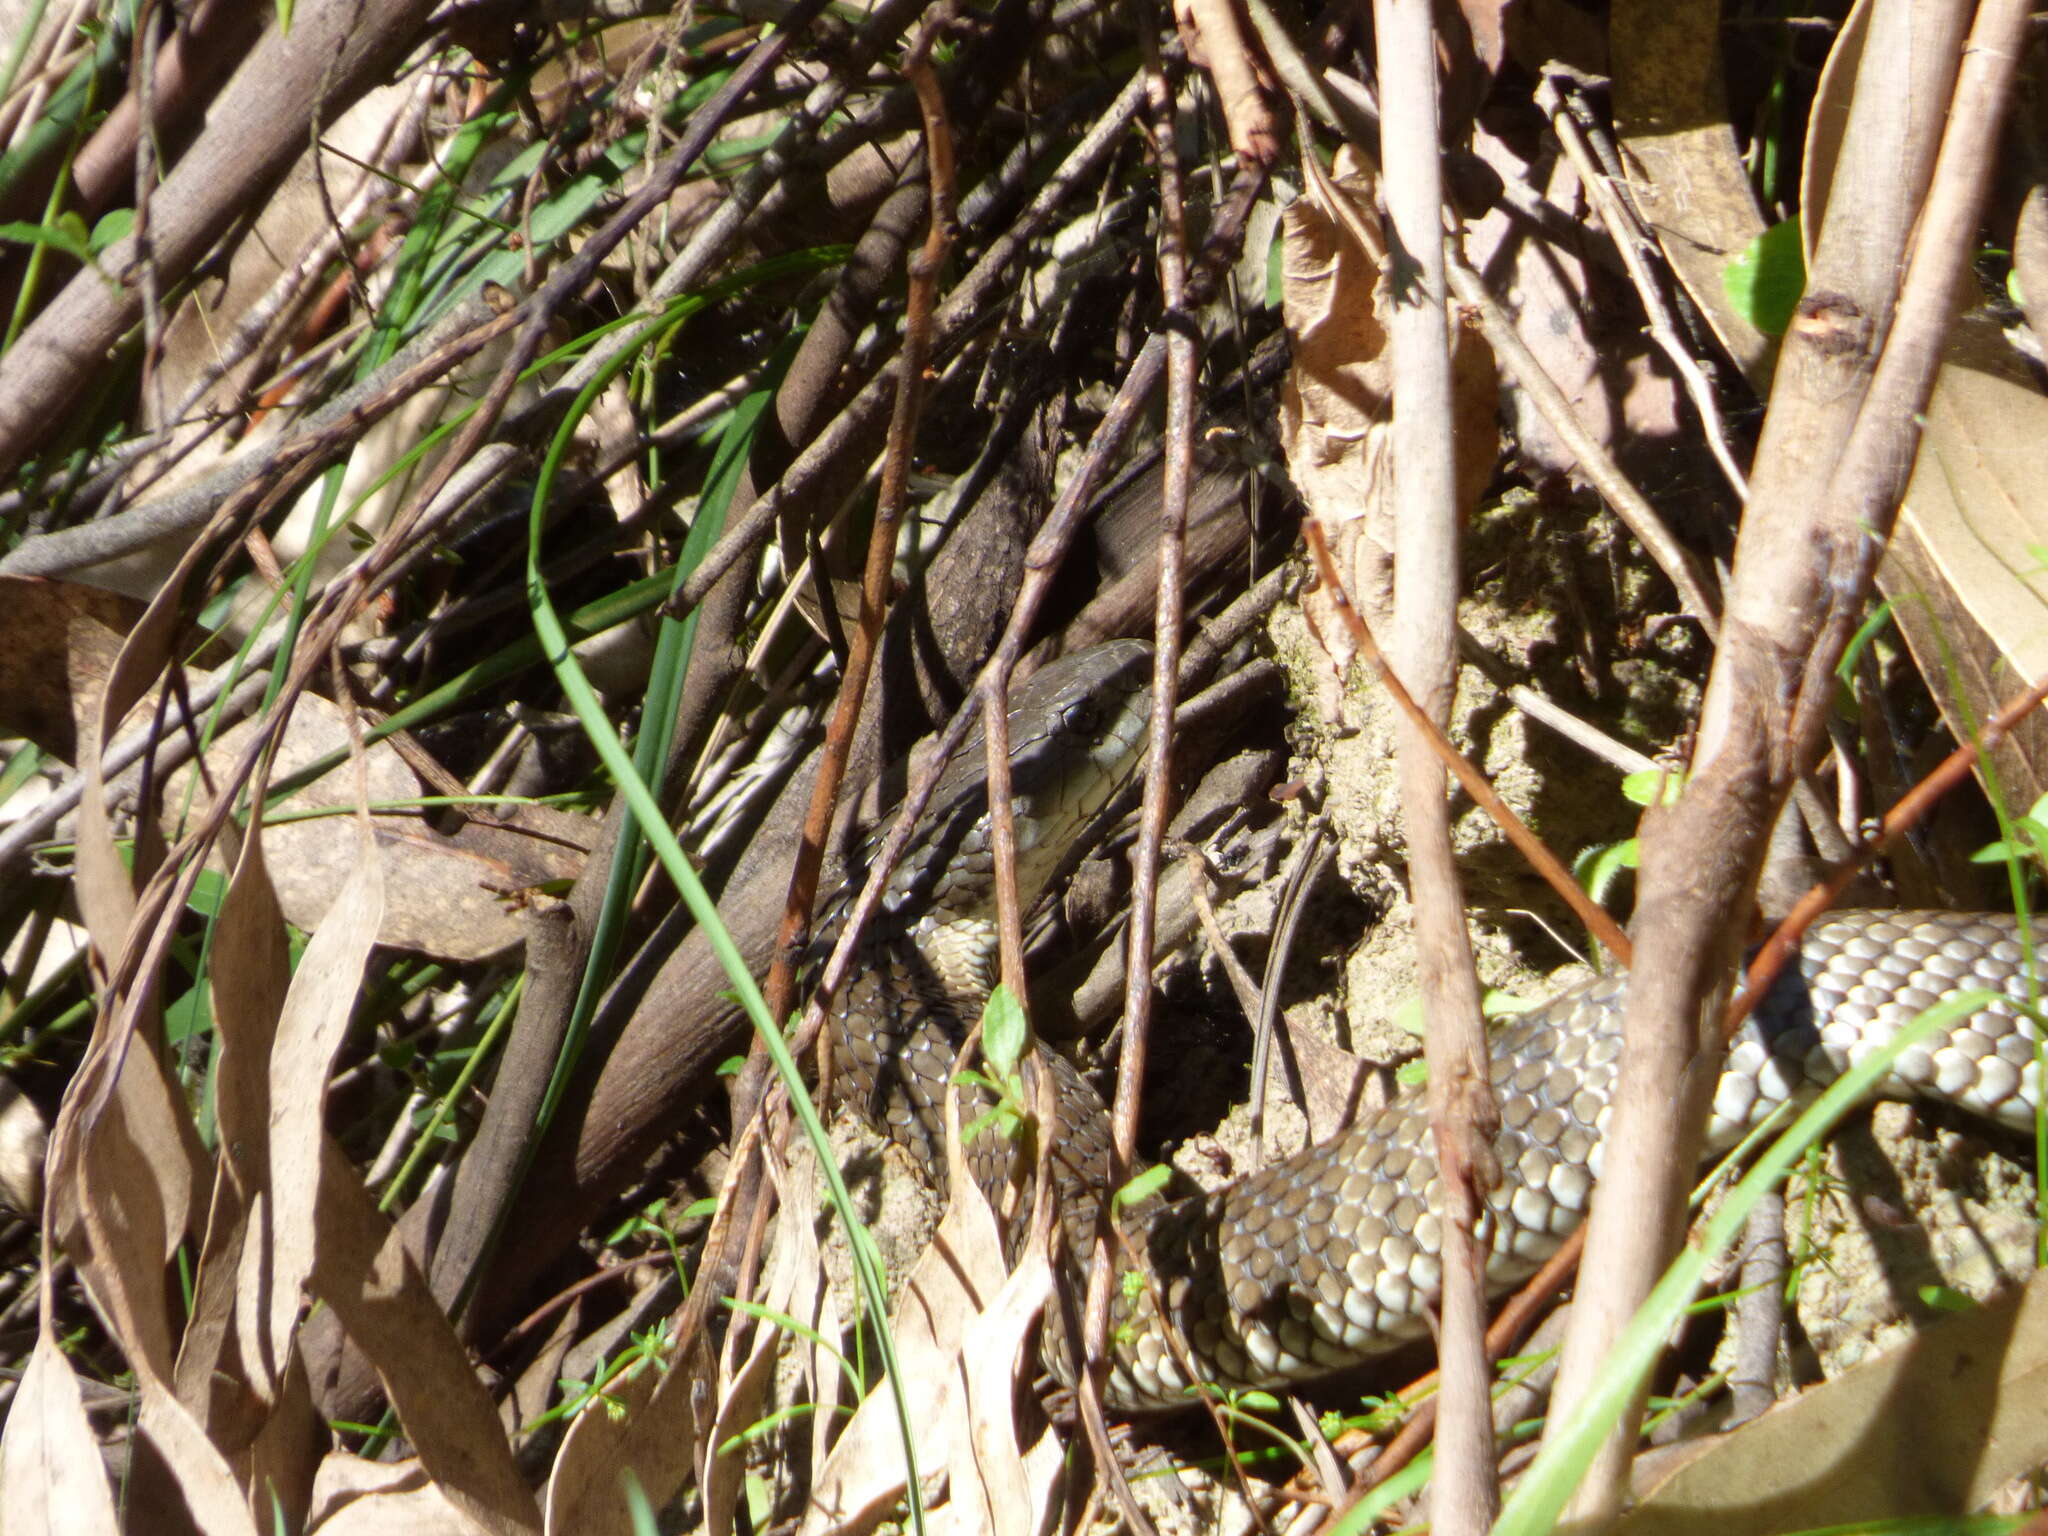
[1895,331,2048,684]
[0,1329,124,1534]
[1610,0,1770,385]
[1617,1269,2048,1532]
[0,1078,47,1216]
[242,1356,324,1534]
[797,1165,1012,1535]
[307,1452,487,1536]
[543,1127,734,1535]
[43,572,207,1457]
[1273,1019,1373,1145]
[541,1319,700,1536]
[185,827,295,1419]
[1797,0,1867,271]
[1462,127,1681,474]
[941,1235,1060,1536]
[1453,0,1513,75]
[0,576,143,760]
[311,1141,542,1536]
[135,1382,265,1536]
[63,555,205,1266]
[1281,148,1396,682]
[267,832,384,1386]
[1280,149,1393,524]
[1877,322,2048,809]
[169,695,532,962]
[1281,145,1497,688]
[703,1149,829,1535]
[445,805,595,889]
[2012,184,2048,352]
[175,1191,268,1448]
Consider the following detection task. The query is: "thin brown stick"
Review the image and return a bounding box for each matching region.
[0,0,442,480]
[1534,72,1749,501]
[656,66,1153,628]
[1304,522,1632,962]
[758,24,957,1029]
[1074,40,1195,1535]
[0,294,522,579]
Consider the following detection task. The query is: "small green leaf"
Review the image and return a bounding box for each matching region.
[982,983,1027,1076]
[1392,994,1425,1037]
[89,208,132,255]
[1620,768,1683,808]
[1919,1284,1976,1313]
[1972,815,2048,865]
[1723,218,1805,335]
[0,218,91,263]
[960,1102,1021,1145]
[1112,1163,1173,1216]
[1396,1059,1429,1088]
[1576,838,1640,906]
[1837,600,1896,681]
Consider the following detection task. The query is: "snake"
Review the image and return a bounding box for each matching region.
[824,639,2046,1411]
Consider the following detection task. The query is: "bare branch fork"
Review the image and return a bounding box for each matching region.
[1542,0,2034,1521]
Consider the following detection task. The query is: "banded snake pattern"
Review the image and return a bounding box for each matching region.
[824,640,2044,1410]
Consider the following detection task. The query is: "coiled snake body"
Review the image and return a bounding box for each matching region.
[827,642,2045,1410]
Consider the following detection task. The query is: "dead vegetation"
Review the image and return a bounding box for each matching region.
[0,0,2046,1532]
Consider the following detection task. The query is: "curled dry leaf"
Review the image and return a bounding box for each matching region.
[797,1164,1015,1535]
[0,1073,49,1216]
[543,1137,760,1534]
[308,1452,490,1536]
[703,1151,829,1536]
[940,1235,1061,1536]
[203,823,295,1412]
[1800,8,2048,804]
[309,1142,542,1536]
[1281,146,1396,690]
[1453,0,1514,76]
[265,836,385,1391]
[0,576,145,761]
[167,695,543,962]
[1280,147,1497,688]
[0,1331,124,1536]
[1462,125,1681,476]
[1609,0,1770,384]
[2012,184,2048,353]
[1878,321,2048,808]
[1617,1269,2048,1532]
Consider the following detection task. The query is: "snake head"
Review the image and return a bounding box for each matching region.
[867,640,1154,927]
[992,639,1153,908]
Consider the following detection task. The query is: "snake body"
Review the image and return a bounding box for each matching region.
[826,642,2045,1410]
